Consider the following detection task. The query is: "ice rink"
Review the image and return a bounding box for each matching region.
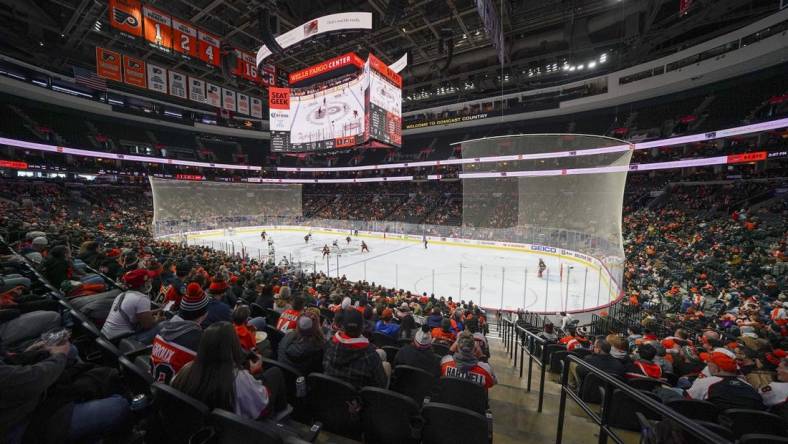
[188,228,617,313]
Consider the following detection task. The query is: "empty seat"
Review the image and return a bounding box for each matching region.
[372,332,398,348]
[719,409,787,438]
[627,377,664,392]
[262,358,310,421]
[549,350,570,374]
[382,345,399,363]
[306,373,361,440]
[422,402,489,444]
[360,387,422,444]
[579,373,605,404]
[739,434,788,444]
[431,376,488,415]
[119,355,153,395]
[665,399,720,422]
[210,409,283,444]
[606,389,662,431]
[431,343,451,357]
[151,383,210,444]
[391,365,436,405]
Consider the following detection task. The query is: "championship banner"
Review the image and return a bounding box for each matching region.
[142,4,172,52]
[146,63,167,93]
[250,97,263,118]
[122,55,146,88]
[221,88,236,111]
[168,71,187,99]
[256,12,372,66]
[189,77,206,103]
[171,17,198,58]
[95,47,122,82]
[237,93,250,115]
[206,82,221,107]
[197,30,221,67]
[288,52,364,84]
[108,0,142,38]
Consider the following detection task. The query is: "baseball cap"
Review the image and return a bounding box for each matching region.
[123,269,152,288]
[341,308,364,337]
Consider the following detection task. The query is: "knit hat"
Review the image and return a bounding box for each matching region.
[414,326,433,349]
[457,331,475,354]
[297,315,315,336]
[382,308,393,321]
[702,347,738,372]
[180,283,209,319]
[209,276,228,293]
[32,237,48,248]
[123,269,152,289]
[341,296,352,310]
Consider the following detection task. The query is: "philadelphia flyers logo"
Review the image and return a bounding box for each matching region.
[113,9,139,27]
[128,60,141,69]
[102,53,117,62]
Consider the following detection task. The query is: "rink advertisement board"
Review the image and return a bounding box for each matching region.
[270,52,400,152]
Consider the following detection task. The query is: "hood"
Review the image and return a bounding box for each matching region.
[284,337,323,362]
[159,318,201,341]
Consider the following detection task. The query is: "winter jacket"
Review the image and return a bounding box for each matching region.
[323,332,387,388]
[426,314,443,329]
[0,353,68,437]
[374,320,400,338]
[277,331,325,375]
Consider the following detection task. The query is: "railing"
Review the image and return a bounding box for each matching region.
[555,354,732,444]
[500,312,549,412]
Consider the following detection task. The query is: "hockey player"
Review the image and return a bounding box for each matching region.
[322,244,331,258]
[346,235,352,245]
[267,238,274,247]
[538,259,547,278]
[332,239,339,249]
[361,241,369,253]
[423,235,428,249]
[304,233,311,244]
[260,231,267,240]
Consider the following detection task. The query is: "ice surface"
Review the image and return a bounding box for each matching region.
[191,229,616,313]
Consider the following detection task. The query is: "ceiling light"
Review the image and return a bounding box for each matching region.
[588,61,597,68]
[568,66,576,71]
[577,64,584,70]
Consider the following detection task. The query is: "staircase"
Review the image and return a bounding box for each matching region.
[488,318,640,444]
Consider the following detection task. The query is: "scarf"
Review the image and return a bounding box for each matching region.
[332,331,369,350]
[611,347,628,359]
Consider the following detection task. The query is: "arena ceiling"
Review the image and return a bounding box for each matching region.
[0,0,779,111]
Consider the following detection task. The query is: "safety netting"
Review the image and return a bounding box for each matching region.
[149,177,302,236]
[461,134,632,290]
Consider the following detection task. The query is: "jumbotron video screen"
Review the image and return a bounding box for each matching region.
[269,52,401,152]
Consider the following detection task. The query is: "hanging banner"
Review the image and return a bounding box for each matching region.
[108,0,142,38]
[256,12,372,66]
[260,64,276,87]
[171,17,198,58]
[221,88,237,111]
[237,93,250,115]
[189,77,205,103]
[95,47,122,82]
[146,63,167,93]
[122,55,146,88]
[142,4,172,52]
[250,97,263,118]
[206,82,221,107]
[389,52,408,73]
[197,30,221,67]
[168,71,187,99]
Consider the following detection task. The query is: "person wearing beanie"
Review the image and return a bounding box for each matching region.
[374,308,400,338]
[151,282,208,383]
[432,318,457,346]
[687,347,764,410]
[101,269,162,344]
[323,308,387,388]
[202,279,233,329]
[209,275,237,308]
[440,331,497,389]
[393,325,441,377]
[277,312,326,375]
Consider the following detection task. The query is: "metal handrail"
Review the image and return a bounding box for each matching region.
[556,354,732,444]
[500,313,549,412]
